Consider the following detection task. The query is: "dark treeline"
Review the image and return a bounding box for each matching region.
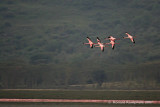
[0,0,160,89]
[0,60,160,89]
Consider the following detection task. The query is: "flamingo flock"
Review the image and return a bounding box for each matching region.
[83,32,135,52]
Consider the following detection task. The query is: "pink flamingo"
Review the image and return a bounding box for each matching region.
[105,36,119,50]
[83,37,95,48]
[105,36,116,42]
[106,41,117,50]
[123,32,135,43]
[105,36,120,41]
[95,37,108,52]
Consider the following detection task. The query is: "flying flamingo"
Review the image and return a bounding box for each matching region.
[106,40,118,50]
[83,37,95,48]
[123,32,135,43]
[95,37,108,52]
[105,36,119,42]
[105,36,119,50]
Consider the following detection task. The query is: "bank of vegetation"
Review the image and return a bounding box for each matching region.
[0,0,160,89]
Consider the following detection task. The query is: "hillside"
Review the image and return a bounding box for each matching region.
[0,0,160,89]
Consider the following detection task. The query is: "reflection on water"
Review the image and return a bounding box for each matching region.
[0,103,160,107]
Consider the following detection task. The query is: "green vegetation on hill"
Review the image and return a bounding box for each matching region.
[0,0,160,89]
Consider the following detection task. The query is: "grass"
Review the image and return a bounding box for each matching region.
[0,89,160,100]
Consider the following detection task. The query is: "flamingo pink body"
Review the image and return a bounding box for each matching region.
[106,40,117,49]
[105,36,119,49]
[110,41,116,49]
[124,33,135,43]
[83,37,94,48]
[95,37,108,52]
[108,36,116,42]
